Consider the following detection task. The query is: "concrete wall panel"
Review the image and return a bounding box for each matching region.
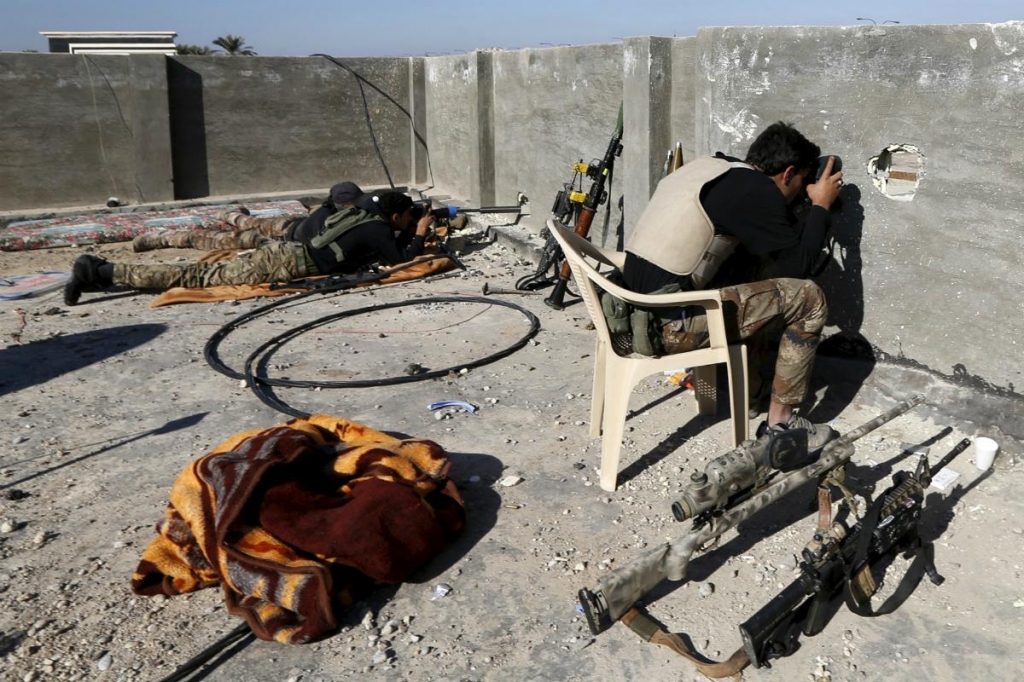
[492,44,624,247]
[669,37,698,164]
[696,22,1024,392]
[167,56,412,199]
[0,54,138,210]
[423,54,481,202]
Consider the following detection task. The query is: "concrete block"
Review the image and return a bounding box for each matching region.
[622,36,673,238]
[129,54,174,204]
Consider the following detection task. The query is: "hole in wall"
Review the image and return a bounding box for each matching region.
[867,144,926,201]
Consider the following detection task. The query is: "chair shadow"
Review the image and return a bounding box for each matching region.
[618,410,723,487]
[0,323,166,396]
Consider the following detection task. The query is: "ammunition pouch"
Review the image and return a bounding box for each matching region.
[598,271,680,357]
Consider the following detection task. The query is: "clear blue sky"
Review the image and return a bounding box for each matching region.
[2,0,1020,56]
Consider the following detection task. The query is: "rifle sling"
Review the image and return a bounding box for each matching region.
[621,608,749,679]
[844,494,930,617]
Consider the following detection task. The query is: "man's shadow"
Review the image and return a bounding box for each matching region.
[807,184,875,422]
[0,323,166,396]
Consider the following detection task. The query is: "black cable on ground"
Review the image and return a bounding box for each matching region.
[204,255,453,381]
[241,296,540,418]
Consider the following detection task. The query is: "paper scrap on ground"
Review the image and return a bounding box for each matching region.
[428,400,478,413]
[930,468,961,491]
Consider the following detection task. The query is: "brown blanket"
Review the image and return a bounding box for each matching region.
[150,249,455,308]
[131,415,465,644]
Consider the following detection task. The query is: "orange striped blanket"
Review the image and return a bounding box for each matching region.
[131,415,465,644]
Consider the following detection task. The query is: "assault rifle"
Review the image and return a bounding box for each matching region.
[515,104,624,308]
[578,396,924,641]
[739,436,971,668]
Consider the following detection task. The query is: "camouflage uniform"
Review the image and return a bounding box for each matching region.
[661,278,827,406]
[132,212,298,252]
[113,241,315,290]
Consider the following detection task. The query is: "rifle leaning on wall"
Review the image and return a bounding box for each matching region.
[514,104,624,308]
[577,395,925,678]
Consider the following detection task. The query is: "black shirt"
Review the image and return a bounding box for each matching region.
[295,208,425,275]
[623,159,831,294]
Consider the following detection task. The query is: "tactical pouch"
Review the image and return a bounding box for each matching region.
[599,273,680,358]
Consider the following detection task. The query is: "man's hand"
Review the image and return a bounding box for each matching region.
[414,214,434,237]
[807,156,843,210]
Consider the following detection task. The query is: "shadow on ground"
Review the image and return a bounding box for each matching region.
[0,322,166,396]
[0,412,208,490]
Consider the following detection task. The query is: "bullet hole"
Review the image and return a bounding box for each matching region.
[868,144,926,201]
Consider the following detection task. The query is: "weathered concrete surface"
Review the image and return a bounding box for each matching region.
[168,56,412,199]
[621,37,673,235]
[491,44,624,246]
[0,54,140,211]
[424,53,484,203]
[129,55,174,204]
[669,38,698,166]
[694,22,1024,420]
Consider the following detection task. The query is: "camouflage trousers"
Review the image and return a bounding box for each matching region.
[113,241,315,290]
[661,278,827,406]
[137,214,299,251]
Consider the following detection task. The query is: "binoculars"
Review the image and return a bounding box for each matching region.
[813,155,842,182]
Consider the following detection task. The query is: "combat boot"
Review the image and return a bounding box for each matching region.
[757,414,838,453]
[64,255,112,306]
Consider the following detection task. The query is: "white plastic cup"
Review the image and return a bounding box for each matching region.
[974,437,999,471]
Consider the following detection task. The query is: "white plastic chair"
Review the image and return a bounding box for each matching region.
[547,219,749,492]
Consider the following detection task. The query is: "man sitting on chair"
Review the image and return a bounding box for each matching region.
[622,122,843,449]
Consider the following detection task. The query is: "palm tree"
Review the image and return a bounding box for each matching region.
[212,35,257,56]
[177,44,214,55]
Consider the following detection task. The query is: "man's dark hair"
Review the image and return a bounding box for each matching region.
[745,122,821,176]
[376,191,414,217]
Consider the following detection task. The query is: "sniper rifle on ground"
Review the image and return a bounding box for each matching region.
[577,396,924,677]
[739,435,971,668]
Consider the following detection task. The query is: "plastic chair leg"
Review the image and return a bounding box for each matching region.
[590,339,606,438]
[727,344,749,446]
[598,381,631,492]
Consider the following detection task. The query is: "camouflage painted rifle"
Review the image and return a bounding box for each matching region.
[578,395,925,638]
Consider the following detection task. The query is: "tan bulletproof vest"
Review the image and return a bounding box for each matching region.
[627,156,753,288]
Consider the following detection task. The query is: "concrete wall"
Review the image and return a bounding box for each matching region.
[168,56,411,199]
[423,53,486,203]
[0,54,414,210]
[695,22,1024,409]
[0,53,173,210]
[669,38,698,163]
[491,44,624,245]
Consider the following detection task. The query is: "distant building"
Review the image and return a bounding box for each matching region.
[40,31,177,55]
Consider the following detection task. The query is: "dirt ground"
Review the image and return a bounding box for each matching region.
[0,225,1021,682]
